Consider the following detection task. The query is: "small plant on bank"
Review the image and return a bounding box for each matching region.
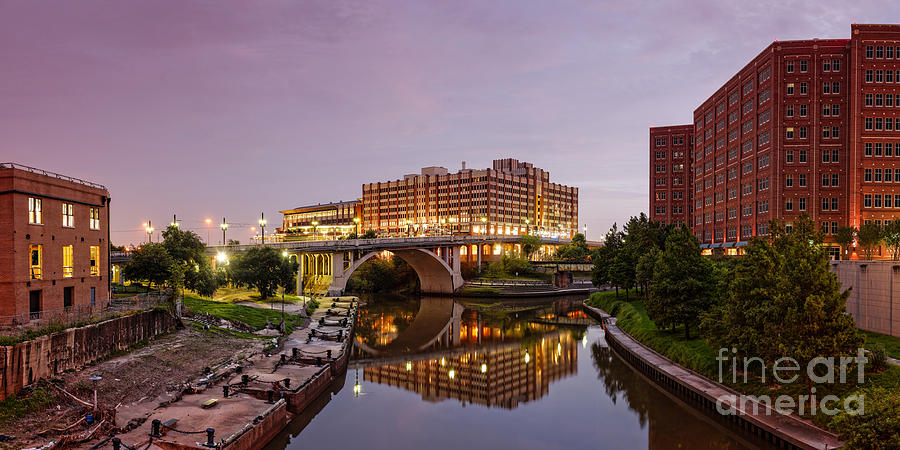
[305,298,320,316]
[869,343,889,372]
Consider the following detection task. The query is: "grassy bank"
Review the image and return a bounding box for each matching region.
[587,291,718,376]
[183,295,301,334]
[861,330,900,359]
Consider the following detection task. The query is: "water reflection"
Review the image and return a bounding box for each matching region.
[361,330,577,409]
[267,294,773,450]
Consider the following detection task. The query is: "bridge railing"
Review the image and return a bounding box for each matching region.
[207,235,572,253]
[467,278,552,287]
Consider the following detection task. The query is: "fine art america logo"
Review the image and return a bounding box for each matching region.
[715,348,868,416]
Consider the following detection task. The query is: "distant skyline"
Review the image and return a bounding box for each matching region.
[3,0,899,245]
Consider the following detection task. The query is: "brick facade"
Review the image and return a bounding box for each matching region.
[652,24,900,258]
[0,164,110,322]
[650,125,693,226]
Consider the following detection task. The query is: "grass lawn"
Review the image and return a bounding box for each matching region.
[861,330,900,359]
[183,295,301,334]
[201,286,307,305]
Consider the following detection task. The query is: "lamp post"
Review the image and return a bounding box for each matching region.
[480,217,487,238]
[582,224,587,240]
[524,218,530,235]
[406,220,412,237]
[311,221,319,240]
[353,217,361,236]
[145,221,154,244]
[220,218,229,246]
[205,218,212,246]
[259,212,267,246]
[171,214,179,228]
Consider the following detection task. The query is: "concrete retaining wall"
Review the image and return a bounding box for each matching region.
[0,309,178,400]
[831,260,900,337]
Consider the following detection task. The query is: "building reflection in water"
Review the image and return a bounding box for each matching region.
[362,331,578,409]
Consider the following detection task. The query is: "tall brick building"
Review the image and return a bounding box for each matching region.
[651,24,900,258]
[0,163,110,323]
[650,125,693,227]
[362,158,578,238]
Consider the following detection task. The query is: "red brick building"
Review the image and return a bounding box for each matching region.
[650,125,693,227]
[0,163,110,323]
[652,24,900,258]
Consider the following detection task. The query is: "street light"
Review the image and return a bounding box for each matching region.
[440,218,446,236]
[583,224,588,239]
[480,217,487,238]
[205,218,212,246]
[353,217,361,235]
[220,218,229,246]
[259,212,267,246]
[145,221,154,244]
[406,219,412,237]
[311,221,319,240]
[171,214,179,228]
[524,218,530,235]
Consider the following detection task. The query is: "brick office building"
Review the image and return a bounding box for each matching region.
[650,125,694,227]
[0,163,110,323]
[361,158,578,238]
[652,24,900,258]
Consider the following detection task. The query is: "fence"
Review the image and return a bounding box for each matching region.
[0,291,171,332]
[467,278,552,287]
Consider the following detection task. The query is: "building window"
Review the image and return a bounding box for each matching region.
[866,46,874,59]
[800,83,808,95]
[786,174,794,187]
[786,199,793,211]
[786,61,794,73]
[800,60,808,72]
[799,173,807,187]
[832,199,839,211]
[63,245,73,278]
[90,246,100,276]
[799,197,806,211]
[30,244,42,280]
[799,150,807,163]
[62,203,74,227]
[90,208,101,230]
[865,194,873,208]
[28,197,42,224]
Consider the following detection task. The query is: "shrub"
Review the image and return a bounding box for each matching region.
[830,386,900,449]
[870,344,889,372]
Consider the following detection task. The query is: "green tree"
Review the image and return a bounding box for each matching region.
[635,247,660,300]
[230,247,298,299]
[122,243,174,292]
[648,226,717,338]
[555,233,590,262]
[858,222,884,260]
[702,217,861,386]
[609,251,636,299]
[830,387,900,449]
[835,225,856,260]
[521,234,542,259]
[592,224,623,292]
[163,225,220,298]
[883,220,900,261]
[361,230,377,239]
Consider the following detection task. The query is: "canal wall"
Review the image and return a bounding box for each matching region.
[582,305,844,450]
[0,309,179,400]
[831,260,900,337]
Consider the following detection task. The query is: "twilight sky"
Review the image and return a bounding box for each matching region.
[3,0,899,246]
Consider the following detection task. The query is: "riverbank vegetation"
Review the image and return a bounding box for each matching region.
[588,213,900,446]
[183,295,301,334]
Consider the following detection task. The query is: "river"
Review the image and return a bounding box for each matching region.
[265,294,775,449]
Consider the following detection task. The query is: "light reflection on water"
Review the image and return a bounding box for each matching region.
[265,294,774,450]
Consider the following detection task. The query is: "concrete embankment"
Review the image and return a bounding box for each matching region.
[0,309,179,401]
[582,304,844,450]
[80,297,359,450]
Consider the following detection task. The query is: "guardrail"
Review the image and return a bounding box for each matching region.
[207,235,573,254]
[0,292,170,330]
[467,279,552,287]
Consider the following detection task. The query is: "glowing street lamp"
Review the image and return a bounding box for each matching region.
[311,221,319,240]
[145,221,154,243]
[582,224,588,239]
[258,212,267,246]
[524,350,531,364]
[353,217,361,235]
[171,214,179,228]
[216,251,228,265]
[220,218,229,246]
[480,217,487,237]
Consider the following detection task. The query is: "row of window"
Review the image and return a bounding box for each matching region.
[864,117,900,131]
[28,198,101,230]
[29,244,100,280]
[865,142,899,157]
[865,45,900,59]
[864,69,900,83]
[864,168,900,183]
[786,59,842,73]
[865,93,900,107]
[863,194,900,209]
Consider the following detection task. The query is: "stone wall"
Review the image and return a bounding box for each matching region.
[831,260,900,337]
[0,309,178,400]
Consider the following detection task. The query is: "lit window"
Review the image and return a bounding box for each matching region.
[28,197,42,224]
[90,246,100,276]
[62,203,74,227]
[63,245,73,278]
[90,208,101,230]
[30,244,42,279]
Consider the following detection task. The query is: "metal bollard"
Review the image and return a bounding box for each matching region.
[206,428,215,447]
[151,418,161,437]
[292,347,298,357]
[242,374,249,384]
[112,437,121,450]
[280,354,287,363]
[327,349,332,359]
[311,329,317,337]
[284,378,291,388]
[266,389,274,404]
[223,385,230,398]
[338,330,343,341]
[316,356,322,366]
[346,309,351,317]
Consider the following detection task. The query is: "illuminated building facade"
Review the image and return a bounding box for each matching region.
[652,24,900,258]
[0,163,110,323]
[361,159,578,238]
[277,200,362,240]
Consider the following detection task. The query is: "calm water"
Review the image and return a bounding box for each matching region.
[265,294,772,450]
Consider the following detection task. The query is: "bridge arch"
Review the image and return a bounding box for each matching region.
[322,247,463,296]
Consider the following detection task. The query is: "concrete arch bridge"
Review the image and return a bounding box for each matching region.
[208,235,572,296]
